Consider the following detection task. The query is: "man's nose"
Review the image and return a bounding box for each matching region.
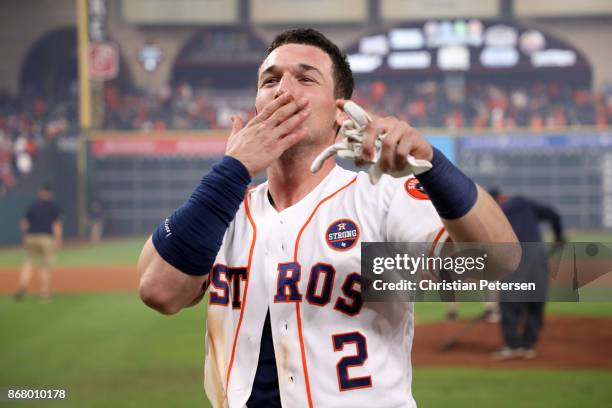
[274,74,298,99]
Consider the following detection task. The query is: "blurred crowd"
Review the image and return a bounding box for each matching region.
[2,79,611,193]
[103,83,254,131]
[0,93,76,194]
[352,80,612,130]
[102,80,612,132]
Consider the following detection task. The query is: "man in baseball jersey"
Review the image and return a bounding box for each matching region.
[138,29,518,407]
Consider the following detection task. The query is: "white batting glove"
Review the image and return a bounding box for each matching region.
[310,101,432,184]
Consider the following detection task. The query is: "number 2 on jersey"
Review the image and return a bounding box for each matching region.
[332,331,372,391]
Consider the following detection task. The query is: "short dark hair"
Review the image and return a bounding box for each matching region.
[40,183,52,193]
[266,28,354,99]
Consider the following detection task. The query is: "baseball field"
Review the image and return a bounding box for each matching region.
[1,234,611,407]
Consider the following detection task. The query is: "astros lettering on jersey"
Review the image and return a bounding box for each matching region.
[203,166,447,408]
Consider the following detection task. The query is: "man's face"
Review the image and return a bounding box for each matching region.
[256,44,339,146]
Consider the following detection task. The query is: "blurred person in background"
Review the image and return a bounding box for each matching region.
[489,188,565,360]
[14,184,62,302]
[0,129,16,195]
[89,198,104,243]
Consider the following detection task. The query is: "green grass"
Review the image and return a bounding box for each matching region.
[413,367,612,407]
[565,231,612,242]
[0,293,211,408]
[1,233,611,406]
[0,237,147,267]
[1,294,611,407]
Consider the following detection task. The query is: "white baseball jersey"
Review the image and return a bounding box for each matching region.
[203,165,446,408]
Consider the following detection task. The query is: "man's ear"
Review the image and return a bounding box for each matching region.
[335,106,349,129]
[333,105,348,140]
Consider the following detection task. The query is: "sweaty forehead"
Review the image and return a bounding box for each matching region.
[259,43,333,79]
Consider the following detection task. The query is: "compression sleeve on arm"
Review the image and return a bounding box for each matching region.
[415,147,477,220]
[152,155,251,276]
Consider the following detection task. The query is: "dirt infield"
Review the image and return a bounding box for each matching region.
[413,315,612,369]
[0,266,137,294]
[2,265,611,369]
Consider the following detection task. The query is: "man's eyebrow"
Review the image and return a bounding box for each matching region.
[259,63,324,79]
[297,63,324,78]
[259,65,280,78]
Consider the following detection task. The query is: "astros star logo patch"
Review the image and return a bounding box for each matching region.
[326,219,360,251]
